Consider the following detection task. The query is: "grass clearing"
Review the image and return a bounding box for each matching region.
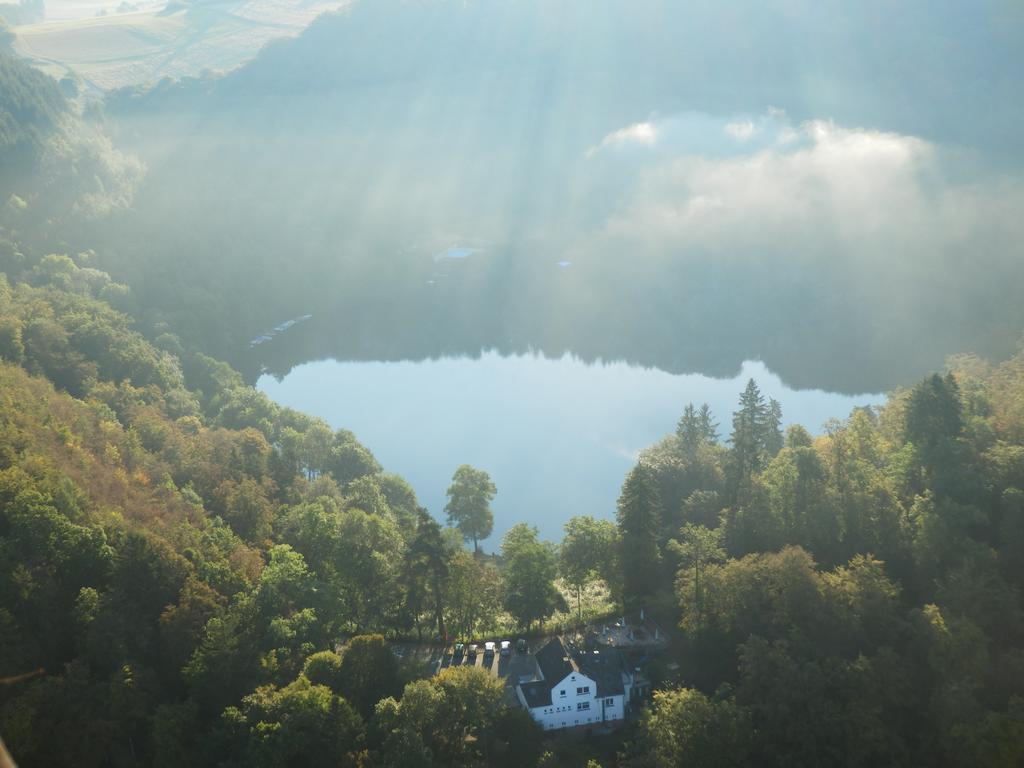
[13,0,349,91]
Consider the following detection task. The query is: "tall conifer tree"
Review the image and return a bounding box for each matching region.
[678,402,720,457]
[765,399,784,458]
[730,379,768,496]
[616,464,663,603]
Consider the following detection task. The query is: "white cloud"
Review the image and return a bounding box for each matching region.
[776,126,800,145]
[587,121,658,157]
[725,119,757,141]
[572,115,1024,303]
[599,121,930,243]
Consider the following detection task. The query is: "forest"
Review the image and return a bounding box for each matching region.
[4,205,1024,765]
[4,195,1024,765]
[2,6,1024,766]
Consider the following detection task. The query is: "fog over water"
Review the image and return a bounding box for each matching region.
[81,1,1023,401]
[51,0,1024,532]
[259,354,882,547]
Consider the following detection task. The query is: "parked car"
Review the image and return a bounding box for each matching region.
[468,643,478,659]
[500,640,511,657]
[453,643,464,661]
[483,641,496,661]
[516,638,527,654]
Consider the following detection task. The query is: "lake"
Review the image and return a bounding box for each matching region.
[259,353,883,549]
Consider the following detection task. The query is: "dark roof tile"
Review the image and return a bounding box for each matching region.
[534,638,574,684]
[576,648,625,697]
[520,680,552,708]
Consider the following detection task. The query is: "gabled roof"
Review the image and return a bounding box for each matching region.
[519,638,627,709]
[520,680,552,708]
[575,648,625,698]
[534,637,575,686]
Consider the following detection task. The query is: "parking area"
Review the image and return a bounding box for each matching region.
[387,637,548,706]
[388,642,447,671]
[438,640,542,685]
[443,641,540,707]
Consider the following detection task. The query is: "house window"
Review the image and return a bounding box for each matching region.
[559,689,566,697]
[577,701,590,711]
[605,698,615,706]
[576,686,590,695]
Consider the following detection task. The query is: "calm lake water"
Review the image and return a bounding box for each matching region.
[259,353,883,549]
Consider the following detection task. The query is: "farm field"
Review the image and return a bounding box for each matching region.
[12,0,348,91]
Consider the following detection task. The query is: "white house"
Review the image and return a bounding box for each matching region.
[515,638,630,731]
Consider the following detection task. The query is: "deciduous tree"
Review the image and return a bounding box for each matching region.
[560,515,617,622]
[444,465,496,551]
[501,524,564,630]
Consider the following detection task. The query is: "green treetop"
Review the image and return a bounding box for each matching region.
[444,464,496,551]
[559,515,618,623]
[617,463,663,603]
[677,402,720,456]
[501,523,564,631]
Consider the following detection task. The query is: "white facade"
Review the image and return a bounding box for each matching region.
[517,670,627,731]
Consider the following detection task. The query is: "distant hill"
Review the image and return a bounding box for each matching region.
[109,0,1024,155]
[10,0,346,92]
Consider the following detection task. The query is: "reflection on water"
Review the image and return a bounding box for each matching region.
[258,353,882,548]
[99,0,1024,410]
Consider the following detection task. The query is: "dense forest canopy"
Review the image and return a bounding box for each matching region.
[4,215,1024,764]
[0,49,63,181]
[1,2,1024,765]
